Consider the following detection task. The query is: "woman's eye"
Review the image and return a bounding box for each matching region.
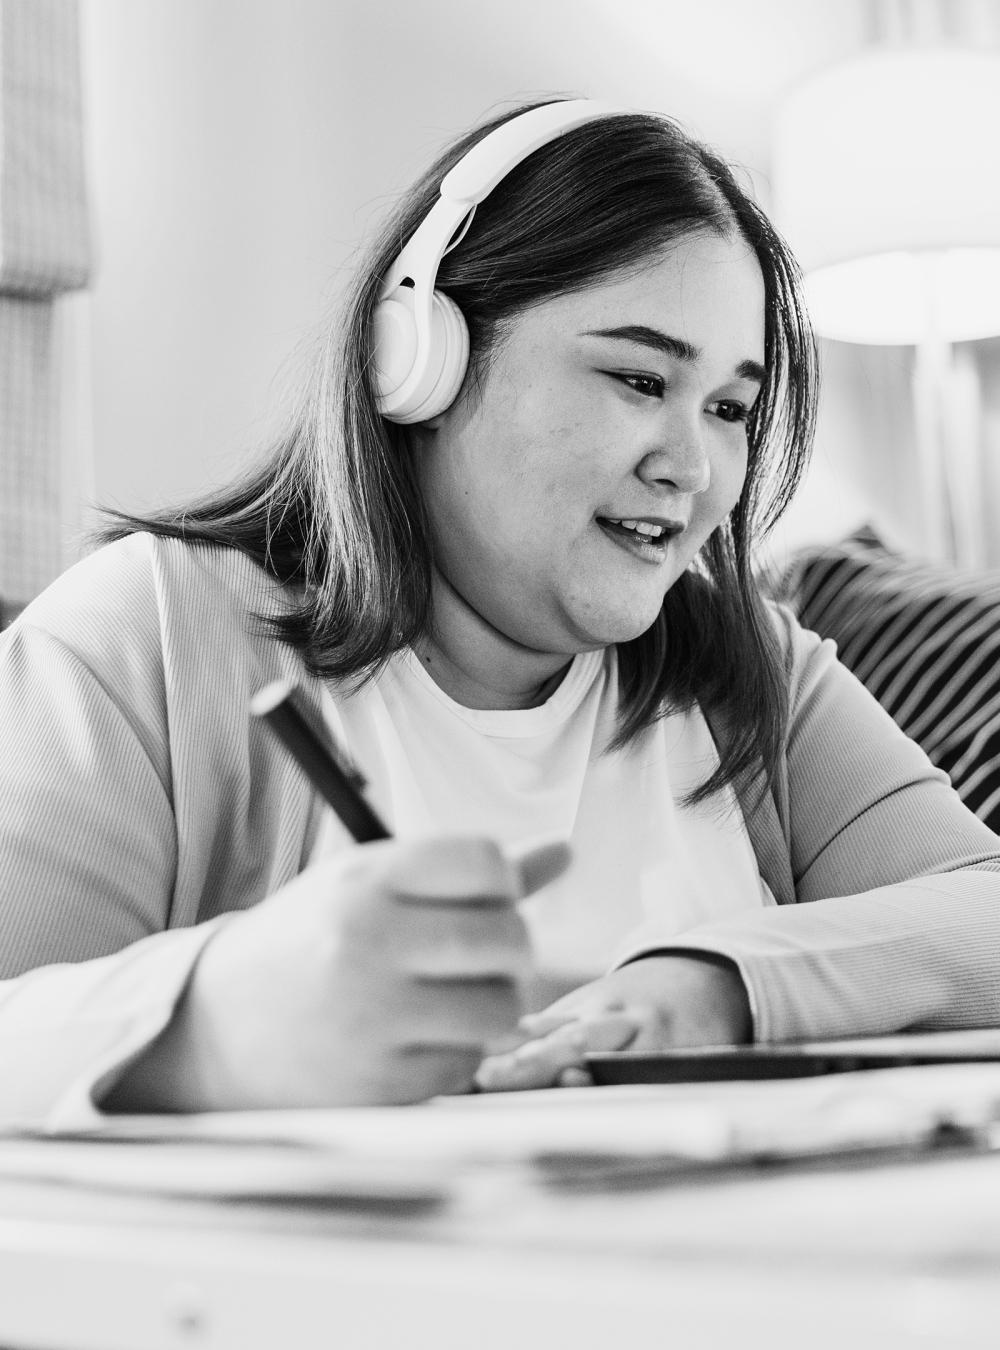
[712,400,751,424]
[614,373,664,398]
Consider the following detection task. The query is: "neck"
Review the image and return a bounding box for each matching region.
[413,574,577,711]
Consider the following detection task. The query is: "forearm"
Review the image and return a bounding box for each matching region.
[660,872,1000,1041]
[101,916,245,1115]
[0,920,227,1130]
[100,981,208,1114]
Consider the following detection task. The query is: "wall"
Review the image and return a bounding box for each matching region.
[79,0,878,547]
[765,340,923,564]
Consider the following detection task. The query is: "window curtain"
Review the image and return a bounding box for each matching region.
[0,0,91,610]
[776,337,1000,573]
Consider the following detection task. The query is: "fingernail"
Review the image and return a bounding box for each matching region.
[558,1067,593,1089]
[474,1060,502,1089]
[512,1042,541,1063]
[483,1032,527,1056]
[518,1011,575,1033]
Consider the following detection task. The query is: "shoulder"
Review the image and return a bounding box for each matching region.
[7,533,296,698]
[759,596,839,704]
[758,593,941,789]
[760,594,897,742]
[20,531,286,634]
[16,532,161,641]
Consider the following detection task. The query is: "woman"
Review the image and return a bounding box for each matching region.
[2,99,998,1125]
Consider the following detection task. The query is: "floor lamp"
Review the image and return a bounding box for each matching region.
[771,40,1000,569]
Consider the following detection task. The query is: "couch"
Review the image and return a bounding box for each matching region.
[772,527,1000,835]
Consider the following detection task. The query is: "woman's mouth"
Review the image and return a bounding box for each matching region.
[597,516,683,561]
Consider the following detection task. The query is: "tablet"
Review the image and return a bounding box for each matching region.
[585,1035,1000,1085]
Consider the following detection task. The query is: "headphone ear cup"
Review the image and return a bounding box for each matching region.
[372,293,420,414]
[373,287,470,424]
[407,290,470,423]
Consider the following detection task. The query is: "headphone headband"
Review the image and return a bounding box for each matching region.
[437,98,624,221]
[379,99,624,301]
[374,99,629,424]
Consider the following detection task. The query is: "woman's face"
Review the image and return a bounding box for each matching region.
[414,229,766,677]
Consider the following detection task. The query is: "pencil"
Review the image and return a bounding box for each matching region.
[250,679,391,844]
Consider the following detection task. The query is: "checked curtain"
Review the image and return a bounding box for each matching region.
[0,0,90,611]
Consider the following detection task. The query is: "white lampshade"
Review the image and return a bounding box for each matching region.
[772,48,1000,344]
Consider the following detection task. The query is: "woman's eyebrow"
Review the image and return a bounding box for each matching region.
[582,325,766,385]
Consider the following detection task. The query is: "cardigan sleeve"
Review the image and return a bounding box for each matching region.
[655,608,1000,1041]
[0,611,225,1129]
[0,621,176,972]
[0,535,317,1130]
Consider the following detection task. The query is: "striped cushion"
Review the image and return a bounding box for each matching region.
[776,530,1000,833]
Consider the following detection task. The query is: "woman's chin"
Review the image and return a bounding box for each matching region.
[565,607,663,651]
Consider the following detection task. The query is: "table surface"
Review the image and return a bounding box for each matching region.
[2,1141,1000,1350]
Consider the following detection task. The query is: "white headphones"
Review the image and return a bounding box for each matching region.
[372,99,624,425]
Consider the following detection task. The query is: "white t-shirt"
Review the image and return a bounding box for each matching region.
[315,647,773,995]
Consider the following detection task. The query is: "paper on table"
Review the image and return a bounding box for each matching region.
[0,1135,451,1203]
[7,1032,1000,1204]
[32,1056,1000,1170]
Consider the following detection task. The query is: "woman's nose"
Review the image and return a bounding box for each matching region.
[636,415,711,495]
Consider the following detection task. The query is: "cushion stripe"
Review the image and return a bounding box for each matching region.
[774,531,1000,835]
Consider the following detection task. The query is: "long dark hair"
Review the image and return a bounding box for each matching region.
[100,98,818,804]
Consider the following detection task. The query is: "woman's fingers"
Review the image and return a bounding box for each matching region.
[379,835,520,902]
[507,838,572,899]
[147,833,573,1111]
[397,975,523,1046]
[378,834,570,905]
[518,994,623,1038]
[557,1065,594,1088]
[338,836,536,987]
[334,836,572,1093]
[474,1008,640,1091]
[362,837,572,1052]
[395,903,531,982]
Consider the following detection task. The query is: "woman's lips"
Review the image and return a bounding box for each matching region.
[596,516,681,560]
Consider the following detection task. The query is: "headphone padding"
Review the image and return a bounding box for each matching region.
[372,295,420,406]
[404,290,470,423]
[374,288,469,424]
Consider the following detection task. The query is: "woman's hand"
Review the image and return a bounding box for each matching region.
[107,836,568,1112]
[475,953,752,1092]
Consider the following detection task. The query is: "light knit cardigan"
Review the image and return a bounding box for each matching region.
[2,533,999,1129]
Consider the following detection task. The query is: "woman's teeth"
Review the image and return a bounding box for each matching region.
[607,518,666,538]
